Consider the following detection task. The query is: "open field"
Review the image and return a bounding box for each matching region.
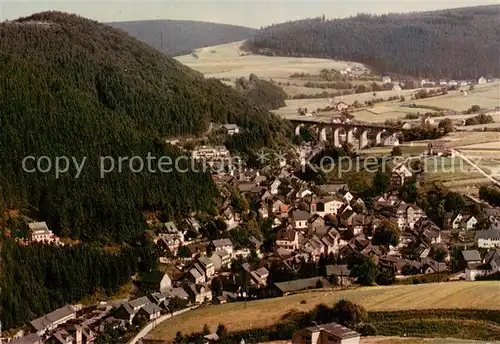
[146,281,500,341]
[175,41,368,80]
[411,82,500,112]
[265,339,494,344]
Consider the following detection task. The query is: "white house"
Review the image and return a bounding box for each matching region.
[476,229,500,248]
[343,192,354,203]
[221,124,240,135]
[29,221,60,244]
[290,210,310,229]
[270,179,281,195]
[314,197,345,216]
[478,77,487,84]
[382,76,391,84]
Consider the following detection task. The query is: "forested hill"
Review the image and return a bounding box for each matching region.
[0,11,288,243]
[245,5,500,79]
[109,19,256,56]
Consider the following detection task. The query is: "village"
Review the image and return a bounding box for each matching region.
[6,134,500,344]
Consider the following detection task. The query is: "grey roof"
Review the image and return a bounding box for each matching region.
[215,249,230,258]
[141,303,162,315]
[30,304,76,331]
[128,296,150,309]
[326,264,351,276]
[306,322,360,340]
[254,267,269,278]
[198,256,214,268]
[10,334,43,344]
[190,268,203,280]
[477,229,500,240]
[222,124,239,130]
[292,210,311,221]
[212,238,233,248]
[164,287,189,300]
[461,250,481,262]
[274,277,329,293]
[164,221,178,232]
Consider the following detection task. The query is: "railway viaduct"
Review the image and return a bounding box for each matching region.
[288,116,406,150]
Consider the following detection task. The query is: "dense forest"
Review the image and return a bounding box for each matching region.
[0,12,290,243]
[234,74,288,110]
[109,19,256,56]
[0,235,158,330]
[245,5,500,79]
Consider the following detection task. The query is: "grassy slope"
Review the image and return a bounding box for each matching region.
[146,281,500,340]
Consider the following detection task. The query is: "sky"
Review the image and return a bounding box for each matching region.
[0,0,498,28]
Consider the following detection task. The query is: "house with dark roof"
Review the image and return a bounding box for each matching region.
[29,305,77,336]
[276,228,299,251]
[211,238,234,255]
[292,322,360,344]
[137,303,162,322]
[273,277,330,296]
[325,264,352,286]
[10,334,43,344]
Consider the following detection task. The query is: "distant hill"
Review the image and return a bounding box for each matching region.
[109,19,256,56]
[245,5,500,79]
[0,11,288,243]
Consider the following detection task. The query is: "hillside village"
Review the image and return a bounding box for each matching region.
[7,141,500,344]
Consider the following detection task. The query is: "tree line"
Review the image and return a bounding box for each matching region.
[245,6,500,79]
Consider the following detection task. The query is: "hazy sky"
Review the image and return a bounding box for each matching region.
[0,0,498,27]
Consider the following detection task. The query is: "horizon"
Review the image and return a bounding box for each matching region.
[1,1,499,28]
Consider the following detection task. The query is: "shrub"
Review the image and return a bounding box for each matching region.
[300,299,307,304]
[356,323,378,336]
[332,299,367,326]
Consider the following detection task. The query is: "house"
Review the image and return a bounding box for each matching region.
[10,334,43,344]
[343,192,354,203]
[192,145,230,160]
[158,221,185,253]
[383,135,400,147]
[427,141,449,156]
[292,322,360,344]
[461,249,482,268]
[290,210,311,229]
[182,217,201,233]
[249,235,262,252]
[29,221,60,244]
[208,249,231,271]
[30,305,77,336]
[197,256,216,278]
[184,283,212,304]
[273,277,330,296]
[460,215,478,231]
[250,267,269,287]
[276,228,299,251]
[421,258,447,274]
[270,179,281,195]
[221,124,240,135]
[258,203,269,219]
[137,271,172,292]
[382,76,391,84]
[314,197,345,217]
[189,267,206,284]
[392,85,402,91]
[326,265,352,286]
[448,80,458,86]
[476,229,500,248]
[221,206,240,229]
[46,329,74,344]
[439,79,448,86]
[211,238,234,255]
[466,250,500,280]
[137,303,162,322]
[478,76,487,84]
